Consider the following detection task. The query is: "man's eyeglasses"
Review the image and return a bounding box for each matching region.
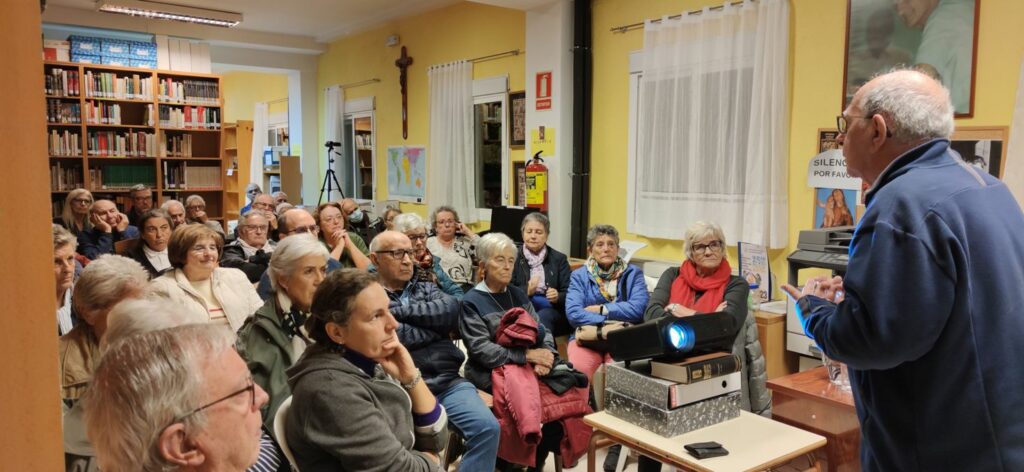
[837,114,893,137]
[173,378,255,423]
[286,225,320,236]
[252,202,274,210]
[692,241,724,254]
[186,205,205,211]
[377,249,416,260]
[242,225,269,233]
[406,233,427,242]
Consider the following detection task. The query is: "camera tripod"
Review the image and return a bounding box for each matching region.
[318,141,346,204]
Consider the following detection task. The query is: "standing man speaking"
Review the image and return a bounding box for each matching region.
[783,70,1024,471]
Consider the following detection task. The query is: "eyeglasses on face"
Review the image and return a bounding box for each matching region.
[377,248,416,260]
[72,198,93,205]
[242,224,269,233]
[320,215,343,224]
[692,241,724,253]
[173,378,255,423]
[252,202,274,210]
[190,244,219,254]
[287,225,320,236]
[406,233,427,242]
[186,205,205,211]
[436,219,457,227]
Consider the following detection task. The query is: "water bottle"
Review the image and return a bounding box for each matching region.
[748,283,761,311]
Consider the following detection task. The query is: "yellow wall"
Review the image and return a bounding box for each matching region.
[591,0,1024,295]
[222,71,290,123]
[316,2,526,220]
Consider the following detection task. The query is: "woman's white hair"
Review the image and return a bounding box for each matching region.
[683,221,727,261]
[101,298,193,353]
[861,68,954,143]
[72,255,151,321]
[266,234,330,293]
[476,232,516,264]
[392,212,427,233]
[84,324,235,472]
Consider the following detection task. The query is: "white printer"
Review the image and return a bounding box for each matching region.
[785,226,853,358]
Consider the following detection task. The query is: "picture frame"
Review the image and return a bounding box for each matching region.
[813,187,859,229]
[513,161,527,206]
[509,91,526,147]
[818,129,841,153]
[950,126,1009,179]
[842,0,979,117]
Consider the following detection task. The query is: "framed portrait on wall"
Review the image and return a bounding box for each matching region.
[950,126,1009,179]
[819,129,841,153]
[513,161,527,206]
[510,91,526,147]
[814,188,858,229]
[843,0,979,116]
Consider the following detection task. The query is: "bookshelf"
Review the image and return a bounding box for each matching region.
[44,61,226,226]
[222,120,253,224]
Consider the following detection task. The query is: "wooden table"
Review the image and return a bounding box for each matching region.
[583,410,826,472]
[767,367,860,472]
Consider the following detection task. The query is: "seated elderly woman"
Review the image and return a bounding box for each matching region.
[54,188,94,236]
[222,210,277,283]
[382,206,402,230]
[237,234,328,429]
[184,194,226,236]
[391,212,463,298]
[128,209,174,278]
[565,224,649,381]
[286,269,448,471]
[426,205,479,292]
[511,212,573,337]
[149,224,263,332]
[313,201,371,269]
[54,225,79,336]
[461,233,590,470]
[59,255,150,470]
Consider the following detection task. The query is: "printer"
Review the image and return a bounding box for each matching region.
[786,226,854,358]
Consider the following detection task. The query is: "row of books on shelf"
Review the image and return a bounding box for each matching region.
[164,134,194,157]
[159,105,220,129]
[84,71,153,100]
[85,102,154,126]
[47,100,81,124]
[158,79,219,105]
[162,162,221,189]
[89,165,156,190]
[49,130,81,156]
[50,162,83,191]
[45,68,80,97]
[87,131,157,157]
[355,133,372,149]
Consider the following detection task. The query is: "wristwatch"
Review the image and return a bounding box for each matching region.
[401,369,422,390]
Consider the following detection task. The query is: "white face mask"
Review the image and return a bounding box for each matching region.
[348,209,364,224]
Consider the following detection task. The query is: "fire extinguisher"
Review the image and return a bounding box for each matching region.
[525,151,548,212]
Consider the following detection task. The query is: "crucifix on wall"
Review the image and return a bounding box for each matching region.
[395,46,413,139]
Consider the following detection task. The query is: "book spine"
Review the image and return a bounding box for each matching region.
[679,354,741,384]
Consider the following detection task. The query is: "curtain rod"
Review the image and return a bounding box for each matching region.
[470,49,522,64]
[265,97,288,105]
[325,78,381,91]
[610,0,755,34]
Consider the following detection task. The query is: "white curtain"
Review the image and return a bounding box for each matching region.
[250,102,269,190]
[1003,56,1024,205]
[629,0,790,248]
[427,61,477,223]
[323,86,345,201]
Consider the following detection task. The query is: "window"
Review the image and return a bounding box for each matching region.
[472,76,509,217]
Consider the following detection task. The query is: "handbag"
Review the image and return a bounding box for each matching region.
[575,321,630,352]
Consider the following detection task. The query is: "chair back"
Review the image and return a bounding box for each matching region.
[273,396,300,471]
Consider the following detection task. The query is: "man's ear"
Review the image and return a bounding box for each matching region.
[369,252,380,266]
[158,423,205,468]
[325,321,347,345]
[870,114,890,149]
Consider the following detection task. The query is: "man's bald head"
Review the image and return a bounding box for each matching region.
[368,230,410,253]
[854,69,954,144]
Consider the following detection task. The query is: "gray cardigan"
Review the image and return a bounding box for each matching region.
[285,344,447,472]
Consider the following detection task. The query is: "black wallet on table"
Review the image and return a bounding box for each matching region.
[684,441,729,459]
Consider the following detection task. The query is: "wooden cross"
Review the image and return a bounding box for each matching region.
[395,46,414,140]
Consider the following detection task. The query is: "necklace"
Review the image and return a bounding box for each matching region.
[485,286,515,312]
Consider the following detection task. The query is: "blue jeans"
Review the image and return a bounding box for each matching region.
[532,296,571,337]
[438,381,500,471]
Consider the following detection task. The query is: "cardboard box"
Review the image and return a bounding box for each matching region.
[43,40,71,62]
[101,39,132,57]
[130,58,158,69]
[606,389,740,437]
[130,41,158,59]
[101,56,131,67]
[606,360,741,410]
[69,35,101,55]
[70,53,101,64]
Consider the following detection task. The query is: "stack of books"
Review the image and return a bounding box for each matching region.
[604,352,742,437]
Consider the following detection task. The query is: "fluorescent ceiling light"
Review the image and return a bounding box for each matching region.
[96,0,242,27]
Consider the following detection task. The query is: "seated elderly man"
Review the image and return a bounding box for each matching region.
[391,213,463,298]
[161,199,187,228]
[249,192,280,241]
[126,184,154,227]
[222,210,277,283]
[83,324,271,471]
[341,198,385,244]
[272,191,288,206]
[370,231,500,471]
[77,199,139,259]
[184,194,226,236]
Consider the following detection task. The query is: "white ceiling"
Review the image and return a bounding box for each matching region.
[46,0,464,43]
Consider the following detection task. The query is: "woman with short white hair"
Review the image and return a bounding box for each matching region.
[237,234,330,429]
[392,212,463,298]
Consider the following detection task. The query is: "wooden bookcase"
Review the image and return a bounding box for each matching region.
[44,60,226,227]
[222,119,253,225]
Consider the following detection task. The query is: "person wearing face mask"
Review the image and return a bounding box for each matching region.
[340,198,385,244]
[128,209,174,278]
[236,234,328,431]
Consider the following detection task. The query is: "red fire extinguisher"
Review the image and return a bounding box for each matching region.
[525,151,548,212]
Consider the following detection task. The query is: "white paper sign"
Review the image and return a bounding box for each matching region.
[807,149,862,190]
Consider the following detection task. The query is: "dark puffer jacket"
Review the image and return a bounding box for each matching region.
[386,276,466,396]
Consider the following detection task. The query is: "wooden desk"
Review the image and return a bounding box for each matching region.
[583,410,826,472]
[754,309,798,379]
[767,367,860,472]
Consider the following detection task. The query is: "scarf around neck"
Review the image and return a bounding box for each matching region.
[670,259,732,313]
[523,245,547,294]
[586,257,627,302]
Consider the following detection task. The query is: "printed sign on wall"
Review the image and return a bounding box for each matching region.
[535,71,552,111]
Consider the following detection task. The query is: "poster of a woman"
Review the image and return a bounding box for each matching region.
[816,188,856,228]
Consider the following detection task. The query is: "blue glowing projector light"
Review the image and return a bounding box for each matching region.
[607,312,738,362]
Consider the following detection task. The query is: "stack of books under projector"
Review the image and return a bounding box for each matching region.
[604,352,742,437]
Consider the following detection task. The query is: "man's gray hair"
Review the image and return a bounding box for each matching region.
[476,232,516,264]
[861,69,955,143]
[368,231,409,253]
[184,194,205,207]
[683,221,728,261]
[101,298,192,352]
[129,184,150,195]
[84,324,236,472]
[267,234,330,293]
[276,202,295,216]
[586,224,620,248]
[53,224,77,251]
[72,255,150,319]
[392,213,427,234]
[240,209,268,223]
[161,199,184,211]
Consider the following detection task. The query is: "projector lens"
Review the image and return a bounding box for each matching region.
[667,322,696,352]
